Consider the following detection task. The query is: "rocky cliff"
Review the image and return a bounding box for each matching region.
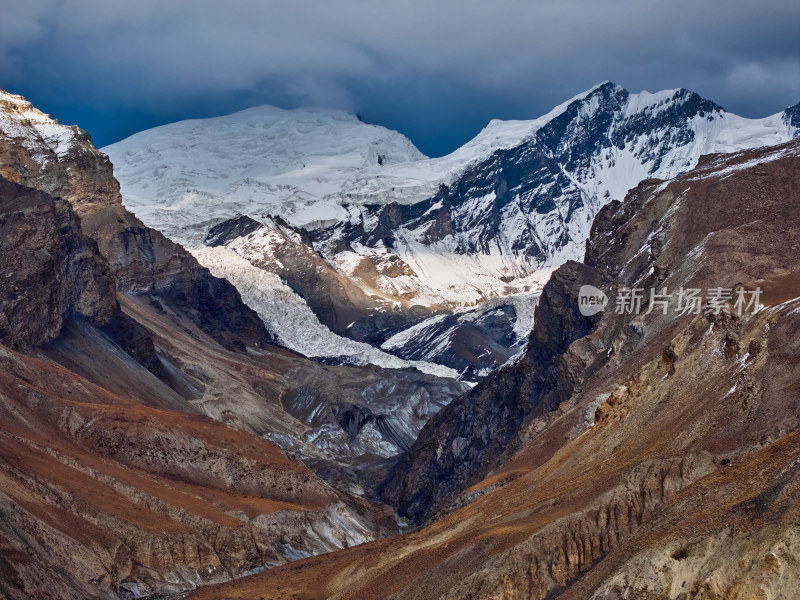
[0,89,271,352]
[0,176,117,348]
[0,175,166,377]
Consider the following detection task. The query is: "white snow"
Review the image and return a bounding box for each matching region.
[0,90,80,161]
[102,85,604,242]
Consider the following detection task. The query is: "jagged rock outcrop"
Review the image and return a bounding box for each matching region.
[0,175,165,376]
[784,100,800,130]
[204,214,263,247]
[0,176,117,348]
[379,293,539,382]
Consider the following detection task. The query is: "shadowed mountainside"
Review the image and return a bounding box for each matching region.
[0,90,468,599]
[186,138,800,600]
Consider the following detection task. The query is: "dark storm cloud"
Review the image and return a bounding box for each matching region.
[1,0,798,155]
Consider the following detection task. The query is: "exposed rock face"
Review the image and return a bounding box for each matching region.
[0,176,117,348]
[0,176,165,376]
[182,138,800,600]
[784,100,800,130]
[378,261,603,520]
[0,89,271,352]
[380,293,539,382]
[204,214,263,247]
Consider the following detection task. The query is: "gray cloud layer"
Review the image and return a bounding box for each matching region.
[2,0,798,155]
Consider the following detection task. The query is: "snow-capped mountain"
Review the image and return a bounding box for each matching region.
[104,105,425,241]
[306,83,799,307]
[103,87,600,241]
[104,83,799,380]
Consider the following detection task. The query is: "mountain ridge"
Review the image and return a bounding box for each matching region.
[102,83,799,379]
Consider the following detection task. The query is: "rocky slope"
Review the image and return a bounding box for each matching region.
[0,344,397,600]
[104,83,798,378]
[380,136,800,523]
[0,175,395,599]
[0,90,469,599]
[185,138,800,599]
[0,87,466,460]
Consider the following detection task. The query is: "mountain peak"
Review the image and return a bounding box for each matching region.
[784,100,800,130]
[0,88,87,160]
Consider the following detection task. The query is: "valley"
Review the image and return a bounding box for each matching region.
[0,84,798,599]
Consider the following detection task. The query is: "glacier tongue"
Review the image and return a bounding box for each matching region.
[192,247,461,380]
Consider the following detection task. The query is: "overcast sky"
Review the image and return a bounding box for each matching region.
[2,0,798,156]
